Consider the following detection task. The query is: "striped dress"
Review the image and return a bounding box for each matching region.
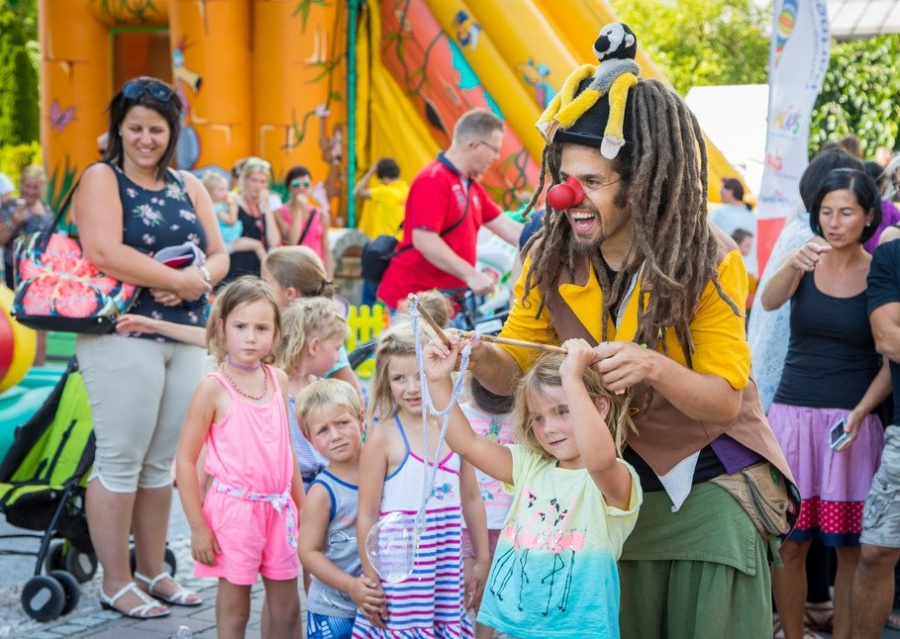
[352,415,473,639]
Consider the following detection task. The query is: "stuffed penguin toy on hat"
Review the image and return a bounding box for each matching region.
[537,22,640,159]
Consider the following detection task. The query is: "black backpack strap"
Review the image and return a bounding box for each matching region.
[296,210,317,246]
[390,186,471,259]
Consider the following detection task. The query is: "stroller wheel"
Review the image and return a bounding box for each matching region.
[164,546,178,577]
[48,570,80,615]
[64,548,98,584]
[44,541,66,573]
[22,575,66,622]
[130,545,177,578]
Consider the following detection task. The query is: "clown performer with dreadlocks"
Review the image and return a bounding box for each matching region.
[464,23,800,638]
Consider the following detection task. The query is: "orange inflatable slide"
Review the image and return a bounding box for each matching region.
[39,0,744,221]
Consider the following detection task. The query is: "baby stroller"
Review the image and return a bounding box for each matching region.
[0,358,181,622]
[0,358,97,621]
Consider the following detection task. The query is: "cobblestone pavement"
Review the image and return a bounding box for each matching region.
[0,534,259,639]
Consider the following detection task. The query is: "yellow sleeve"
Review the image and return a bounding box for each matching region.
[368,184,390,204]
[688,248,751,389]
[497,255,559,372]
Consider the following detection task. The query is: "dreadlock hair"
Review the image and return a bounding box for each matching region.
[521,79,740,370]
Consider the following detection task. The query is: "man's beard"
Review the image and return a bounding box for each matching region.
[569,201,603,255]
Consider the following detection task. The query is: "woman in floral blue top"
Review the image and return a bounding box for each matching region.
[72,77,228,620]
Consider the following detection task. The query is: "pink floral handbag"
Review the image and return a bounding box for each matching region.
[11,178,139,334]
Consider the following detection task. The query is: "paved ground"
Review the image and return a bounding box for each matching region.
[0,490,259,638]
[1,370,898,638]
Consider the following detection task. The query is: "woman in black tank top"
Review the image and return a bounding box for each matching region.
[760,168,890,639]
[72,77,229,619]
[222,157,283,285]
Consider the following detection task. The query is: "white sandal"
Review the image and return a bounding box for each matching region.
[99,582,170,619]
[135,571,202,607]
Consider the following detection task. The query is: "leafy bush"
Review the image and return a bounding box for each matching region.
[809,35,900,156]
[0,142,42,188]
[0,7,39,145]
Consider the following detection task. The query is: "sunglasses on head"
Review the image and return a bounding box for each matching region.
[291,179,311,188]
[122,79,175,102]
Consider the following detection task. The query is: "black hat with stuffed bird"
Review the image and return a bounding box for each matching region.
[537,22,640,160]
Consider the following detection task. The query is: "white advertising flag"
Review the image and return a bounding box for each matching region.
[757,0,831,273]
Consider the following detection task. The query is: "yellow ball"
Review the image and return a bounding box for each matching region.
[0,285,37,392]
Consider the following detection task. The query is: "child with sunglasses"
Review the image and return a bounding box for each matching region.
[276,167,334,278]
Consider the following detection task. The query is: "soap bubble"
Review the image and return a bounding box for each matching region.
[365,511,417,584]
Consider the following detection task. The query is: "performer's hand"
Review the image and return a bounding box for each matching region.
[592,341,657,393]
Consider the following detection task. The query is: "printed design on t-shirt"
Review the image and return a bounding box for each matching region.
[488,490,586,616]
[327,529,356,550]
[165,182,187,202]
[129,183,189,237]
[484,416,504,443]
[430,482,456,501]
[134,202,164,227]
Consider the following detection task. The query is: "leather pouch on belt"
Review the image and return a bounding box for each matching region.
[711,461,791,539]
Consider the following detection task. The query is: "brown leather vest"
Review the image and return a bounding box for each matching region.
[543,247,795,485]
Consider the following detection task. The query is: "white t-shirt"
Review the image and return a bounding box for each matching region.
[710,203,758,276]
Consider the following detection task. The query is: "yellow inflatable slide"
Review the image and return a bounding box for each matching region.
[39,0,744,222]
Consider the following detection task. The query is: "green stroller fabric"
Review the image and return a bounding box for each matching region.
[0,366,94,543]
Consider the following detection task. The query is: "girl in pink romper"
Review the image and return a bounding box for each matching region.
[176,277,305,639]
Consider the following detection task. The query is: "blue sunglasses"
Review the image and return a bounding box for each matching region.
[122,79,174,102]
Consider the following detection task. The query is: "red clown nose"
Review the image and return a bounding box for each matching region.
[546,176,585,210]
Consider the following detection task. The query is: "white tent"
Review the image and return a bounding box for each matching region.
[685,85,769,198]
[827,0,900,38]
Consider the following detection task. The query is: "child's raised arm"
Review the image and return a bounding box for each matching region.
[560,339,632,510]
[355,424,390,628]
[299,484,385,619]
[175,380,221,567]
[423,335,513,485]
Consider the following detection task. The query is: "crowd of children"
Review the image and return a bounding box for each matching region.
[167,236,644,639]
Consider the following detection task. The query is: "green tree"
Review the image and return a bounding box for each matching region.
[809,35,900,156]
[3,0,37,43]
[609,0,770,96]
[0,6,39,145]
[3,0,39,73]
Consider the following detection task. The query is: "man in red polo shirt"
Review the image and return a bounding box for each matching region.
[376,108,522,309]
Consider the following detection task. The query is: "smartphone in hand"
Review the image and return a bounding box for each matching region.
[830,419,852,452]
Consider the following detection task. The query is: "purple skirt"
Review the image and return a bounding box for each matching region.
[768,403,884,545]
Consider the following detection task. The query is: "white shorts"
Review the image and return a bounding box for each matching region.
[77,333,206,492]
